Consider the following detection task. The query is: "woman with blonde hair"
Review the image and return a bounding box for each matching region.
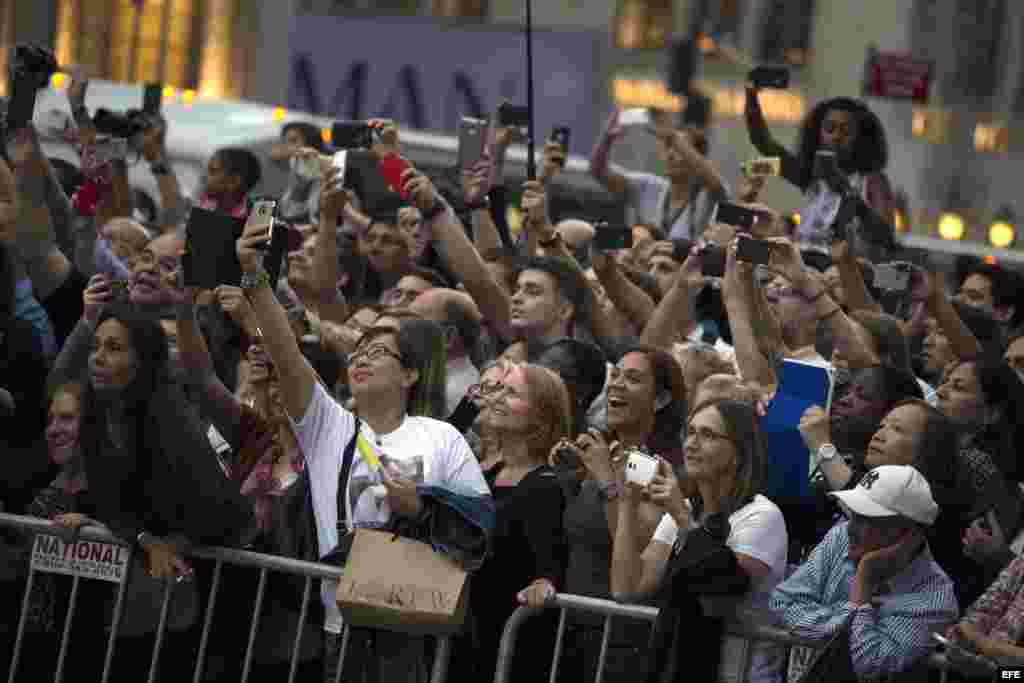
[467,362,572,682]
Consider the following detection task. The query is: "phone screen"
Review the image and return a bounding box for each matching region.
[497,103,530,128]
[593,223,633,252]
[750,66,790,89]
[701,244,726,278]
[736,236,772,265]
[873,263,911,292]
[458,117,487,171]
[378,155,411,199]
[714,202,757,229]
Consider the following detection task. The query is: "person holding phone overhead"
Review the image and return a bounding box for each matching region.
[744,73,895,255]
[589,108,729,241]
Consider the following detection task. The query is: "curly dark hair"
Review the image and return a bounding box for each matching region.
[793,97,888,189]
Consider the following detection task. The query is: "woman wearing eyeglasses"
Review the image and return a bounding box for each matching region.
[610,399,787,683]
[237,186,493,683]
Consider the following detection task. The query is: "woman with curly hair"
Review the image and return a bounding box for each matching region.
[744,86,895,254]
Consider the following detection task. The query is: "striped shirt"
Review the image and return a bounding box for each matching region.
[770,522,958,679]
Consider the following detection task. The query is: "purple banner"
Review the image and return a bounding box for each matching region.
[287,15,600,154]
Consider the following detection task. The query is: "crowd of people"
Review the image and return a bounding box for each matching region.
[4,55,1024,683]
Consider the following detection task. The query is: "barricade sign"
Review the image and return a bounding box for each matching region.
[31,532,129,584]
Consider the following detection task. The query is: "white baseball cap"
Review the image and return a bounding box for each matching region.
[829,465,939,526]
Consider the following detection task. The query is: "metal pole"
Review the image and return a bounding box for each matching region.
[524,0,536,180]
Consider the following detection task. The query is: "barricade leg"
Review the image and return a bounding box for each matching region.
[331,624,351,683]
[286,576,313,683]
[6,568,35,683]
[54,575,82,683]
[594,616,613,683]
[191,559,223,683]
[429,635,451,683]
[547,609,568,683]
[240,567,268,683]
[147,578,176,683]
[100,559,132,683]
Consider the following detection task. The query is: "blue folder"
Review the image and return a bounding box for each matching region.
[761,359,834,501]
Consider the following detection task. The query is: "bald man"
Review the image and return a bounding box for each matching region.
[409,287,483,417]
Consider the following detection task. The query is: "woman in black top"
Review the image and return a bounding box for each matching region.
[469,362,571,682]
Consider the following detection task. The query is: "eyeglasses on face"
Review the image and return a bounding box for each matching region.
[349,344,403,365]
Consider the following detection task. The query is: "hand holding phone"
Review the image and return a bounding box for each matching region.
[457,117,488,172]
[624,450,658,487]
[378,154,412,199]
[713,202,758,230]
[497,102,530,128]
[618,108,652,127]
[701,244,727,278]
[550,126,571,155]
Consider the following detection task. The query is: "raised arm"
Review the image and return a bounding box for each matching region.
[592,252,655,332]
[236,215,317,420]
[832,240,880,313]
[743,86,802,188]
[139,119,187,234]
[722,240,778,393]
[402,164,514,338]
[924,270,981,361]
[312,167,351,325]
[589,109,628,196]
[640,247,702,350]
[658,127,726,196]
[176,291,243,445]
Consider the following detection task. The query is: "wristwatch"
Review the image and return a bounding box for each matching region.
[816,443,838,465]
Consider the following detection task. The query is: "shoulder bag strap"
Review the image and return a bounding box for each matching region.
[335,420,362,537]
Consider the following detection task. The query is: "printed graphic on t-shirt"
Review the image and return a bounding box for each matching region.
[349,449,425,529]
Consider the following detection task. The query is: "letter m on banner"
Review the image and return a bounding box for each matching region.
[289,55,368,120]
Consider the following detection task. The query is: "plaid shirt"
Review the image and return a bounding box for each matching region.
[770,522,958,679]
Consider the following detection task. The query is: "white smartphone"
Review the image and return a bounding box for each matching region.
[625,450,659,487]
[619,108,652,127]
[331,150,348,185]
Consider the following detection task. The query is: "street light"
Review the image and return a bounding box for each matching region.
[937,212,965,241]
[989,220,1015,249]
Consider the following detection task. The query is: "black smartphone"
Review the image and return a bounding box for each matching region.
[593,222,633,252]
[332,121,374,150]
[830,195,860,243]
[183,208,246,289]
[713,201,757,230]
[736,236,772,266]
[550,126,571,157]
[701,244,726,278]
[749,65,790,90]
[6,75,37,133]
[497,102,530,128]
[142,83,163,115]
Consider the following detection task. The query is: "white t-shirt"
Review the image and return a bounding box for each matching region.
[288,382,491,633]
[652,495,788,683]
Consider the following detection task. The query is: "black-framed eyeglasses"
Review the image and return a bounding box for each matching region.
[349,344,403,365]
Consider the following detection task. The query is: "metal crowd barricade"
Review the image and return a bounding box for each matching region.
[492,592,954,683]
[0,512,452,683]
